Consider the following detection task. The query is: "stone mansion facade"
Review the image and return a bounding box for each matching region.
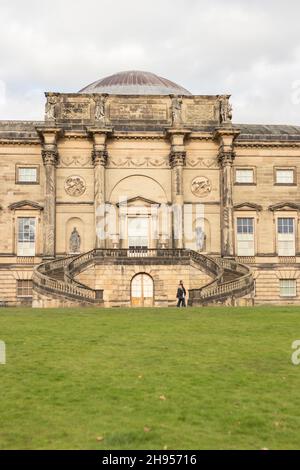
[1,70,300,307]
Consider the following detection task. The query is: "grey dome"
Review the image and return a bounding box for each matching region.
[79,70,191,95]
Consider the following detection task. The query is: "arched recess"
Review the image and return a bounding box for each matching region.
[66,217,84,254]
[109,175,168,204]
[131,273,154,307]
[194,217,211,253]
[109,175,169,250]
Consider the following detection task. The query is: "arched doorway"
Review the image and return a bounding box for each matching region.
[131,273,154,307]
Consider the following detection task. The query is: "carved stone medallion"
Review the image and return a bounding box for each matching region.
[191,176,212,198]
[64,175,86,197]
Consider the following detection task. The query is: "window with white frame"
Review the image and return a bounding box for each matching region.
[17,167,38,183]
[17,218,36,256]
[277,218,295,256]
[236,218,255,256]
[280,279,296,297]
[276,169,294,184]
[235,169,254,184]
[128,217,149,249]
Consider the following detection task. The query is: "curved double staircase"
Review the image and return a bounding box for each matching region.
[32,249,254,307]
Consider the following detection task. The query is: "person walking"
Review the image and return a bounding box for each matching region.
[176,280,187,307]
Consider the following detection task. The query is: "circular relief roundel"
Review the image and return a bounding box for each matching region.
[64,175,86,197]
[191,176,212,198]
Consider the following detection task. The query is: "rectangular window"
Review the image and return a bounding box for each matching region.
[235,169,254,184]
[17,280,33,297]
[128,218,149,249]
[280,279,296,297]
[276,169,294,184]
[277,218,295,256]
[17,218,36,256]
[236,218,255,256]
[16,166,38,183]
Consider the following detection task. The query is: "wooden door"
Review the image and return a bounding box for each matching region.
[131,274,154,307]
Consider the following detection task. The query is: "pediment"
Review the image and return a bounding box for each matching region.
[117,196,161,208]
[269,202,300,212]
[234,202,262,211]
[8,200,44,211]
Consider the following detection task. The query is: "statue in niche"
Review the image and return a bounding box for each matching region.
[69,227,81,253]
[195,225,206,252]
[45,95,57,120]
[171,95,183,126]
[219,95,233,123]
[94,94,107,123]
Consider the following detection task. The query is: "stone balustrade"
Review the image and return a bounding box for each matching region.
[33,256,103,304]
[189,257,254,305]
[33,249,254,307]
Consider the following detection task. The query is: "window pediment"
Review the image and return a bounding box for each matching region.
[234,202,262,212]
[8,200,44,211]
[269,202,300,212]
[117,196,161,208]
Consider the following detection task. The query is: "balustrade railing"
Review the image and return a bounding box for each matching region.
[33,248,254,306]
[67,248,222,278]
[33,255,103,303]
[189,257,254,303]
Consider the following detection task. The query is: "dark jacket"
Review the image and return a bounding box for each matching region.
[177,286,186,299]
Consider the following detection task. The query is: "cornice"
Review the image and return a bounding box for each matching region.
[117,196,161,207]
[234,202,263,212]
[113,133,166,141]
[64,131,89,140]
[269,202,300,212]
[36,126,63,136]
[235,141,300,149]
[214,126,241,141]
[166,128,192,136]
[189,132,214,141]
[86,127,114,137]
[8,200,44,211]
[0,139,40,146]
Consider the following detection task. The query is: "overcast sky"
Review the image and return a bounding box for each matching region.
[1,0,300,124]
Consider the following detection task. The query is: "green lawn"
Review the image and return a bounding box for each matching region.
[0,306,300,450]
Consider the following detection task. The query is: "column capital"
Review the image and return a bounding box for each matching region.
[36,126,63,144]
[92,149,108,167]
[214,126,240,141]
[215,126,239,168]
[166,128,191,145]
[87,127,113,144]
[169,150,186,168]
[42,149,59,166]
[214,127,240,152]
[216,128,237,257]
[218,148,236,167]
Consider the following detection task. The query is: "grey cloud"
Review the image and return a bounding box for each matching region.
[0,0,300,124]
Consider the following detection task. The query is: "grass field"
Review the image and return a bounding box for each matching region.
[0,306,300,450]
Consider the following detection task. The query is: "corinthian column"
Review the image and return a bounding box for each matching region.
[42,149,58,257]
[167,129,190,249]
[170,150,185,249]
[215,128,240,257]
[93,149,108,248]
[37,127,61,259]
[88,128,113,249]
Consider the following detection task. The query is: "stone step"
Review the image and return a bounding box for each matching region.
[48,268,65,281]
[33,249,253,308]
[223,269,241,282]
